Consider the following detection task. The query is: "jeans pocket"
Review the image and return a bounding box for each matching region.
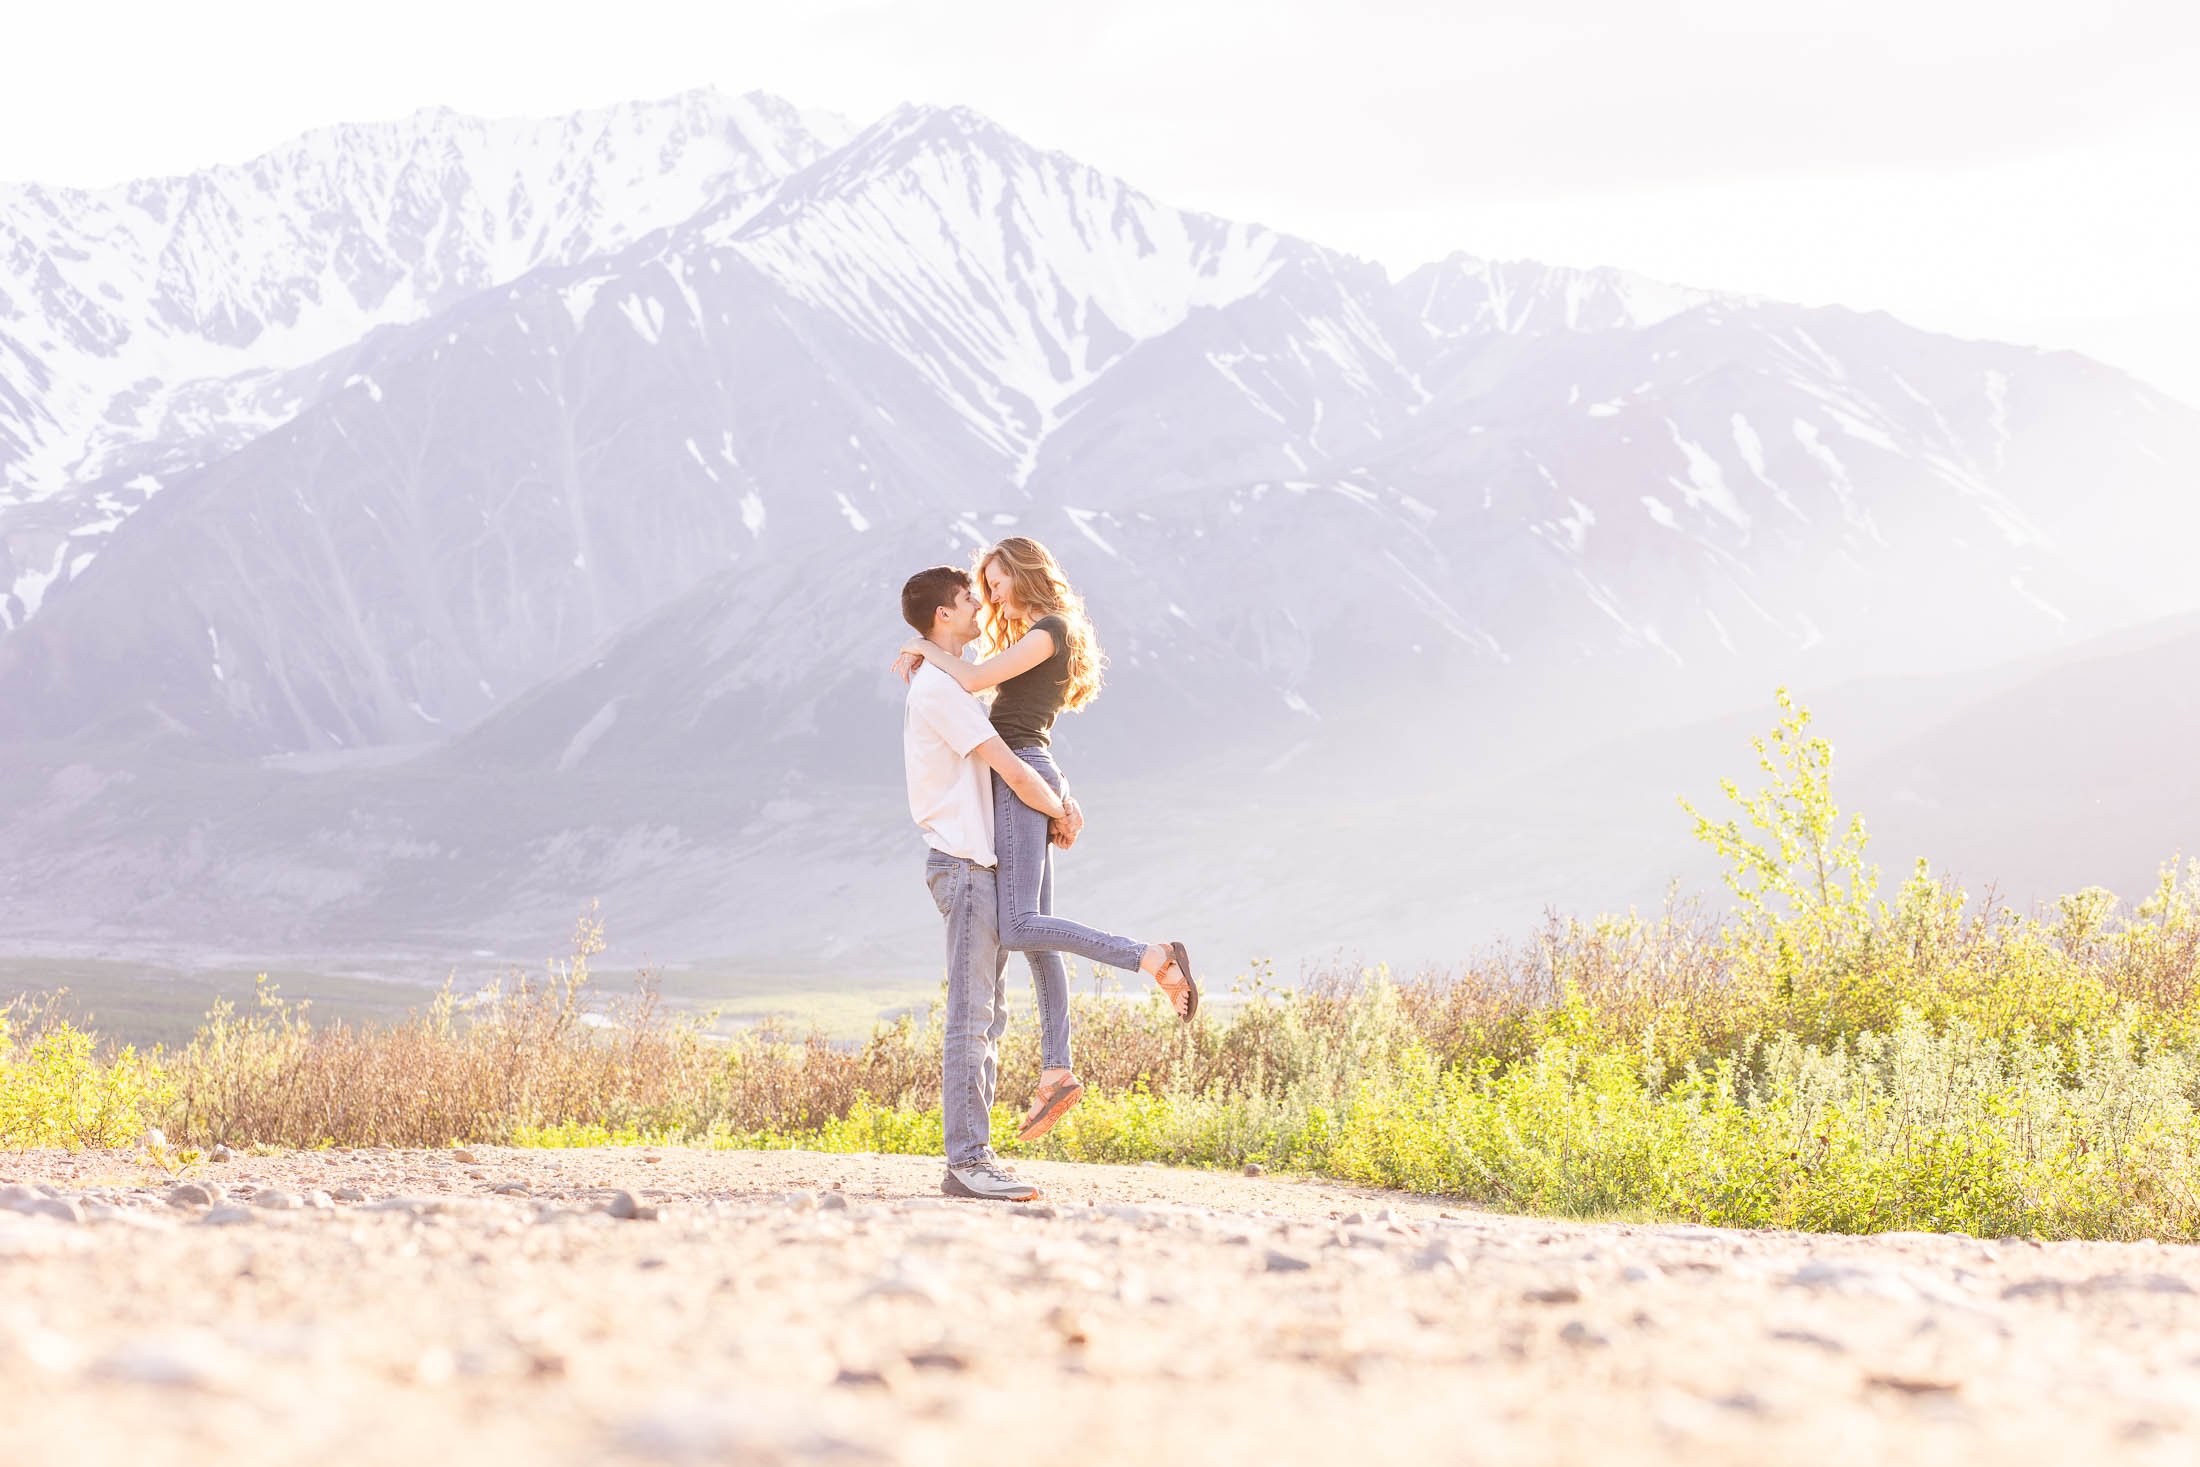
[925,856,961,918]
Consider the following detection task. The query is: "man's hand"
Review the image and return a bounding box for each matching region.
[1050,794,1085,849]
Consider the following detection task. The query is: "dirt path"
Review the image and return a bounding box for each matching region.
[4,1146,2197,1465]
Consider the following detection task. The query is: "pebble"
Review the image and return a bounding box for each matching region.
[208,1144,234,1163]
[608,1191,658,1222]
[1769,1328,1848,1353]
[1784,1261,1919,1302]
[300,1190,334,1209]
[861,1262,948,1305]
[1523,1283,1583,1304]
[199,1207,255,1227]
[833,1366,894,1389]
[1264,1249,1314,1273]
[608,1404,883,1464]
[2003,1272,2198,1300]
[330,1187,367,1203]
[253,1190,303,1210]
[780,1191,819,1213]
[1097,1204,1162,1228]
[166,1178,224,1214]
[91,1337,239,1391]
[866,1275,946,1310]
[1559,1320,1610,1348]
[819,1192,850,1212]
[1243,1163,1265,1177]
[451,1148,480,1164]
[2,1193,84,1224]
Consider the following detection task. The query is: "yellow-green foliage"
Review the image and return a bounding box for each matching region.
[7,691,2200,1241]
[0,1008,173,1150]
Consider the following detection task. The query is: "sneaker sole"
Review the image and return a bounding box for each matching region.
[940,1170,1041,1203]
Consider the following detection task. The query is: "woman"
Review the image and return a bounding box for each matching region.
[900,537,1195,1143]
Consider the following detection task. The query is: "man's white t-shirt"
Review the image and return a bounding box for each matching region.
[904,663,1000,867]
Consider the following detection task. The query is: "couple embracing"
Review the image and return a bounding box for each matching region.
[897,538,1196,1202]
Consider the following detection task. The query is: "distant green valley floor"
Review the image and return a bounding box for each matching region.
[0,955,949,1048]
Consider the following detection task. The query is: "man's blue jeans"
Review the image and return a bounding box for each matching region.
[926,850,1009,1169]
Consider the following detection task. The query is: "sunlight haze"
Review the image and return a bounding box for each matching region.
[6,0,2195,402]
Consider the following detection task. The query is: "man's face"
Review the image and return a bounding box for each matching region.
[936,585,983,644]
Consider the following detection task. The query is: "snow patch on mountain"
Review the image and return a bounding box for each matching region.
[1404,253,1725,338]
[1,88,849,626]
[724,105,1285,468]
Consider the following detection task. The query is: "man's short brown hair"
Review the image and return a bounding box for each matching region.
[901,565,971,636]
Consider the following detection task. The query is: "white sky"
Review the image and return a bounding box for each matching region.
[7,0,2198,403]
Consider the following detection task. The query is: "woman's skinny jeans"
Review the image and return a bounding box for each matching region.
[991,745,1147,1072]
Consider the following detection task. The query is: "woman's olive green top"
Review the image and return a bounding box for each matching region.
[987,613,1072,749]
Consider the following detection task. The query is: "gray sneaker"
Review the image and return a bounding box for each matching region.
[942,1159,1042,1202]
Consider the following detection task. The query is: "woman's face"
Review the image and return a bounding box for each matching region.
[984,559,1020,617]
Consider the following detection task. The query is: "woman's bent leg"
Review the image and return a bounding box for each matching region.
[991,756,1148,975]
[1025,848,1074,1072]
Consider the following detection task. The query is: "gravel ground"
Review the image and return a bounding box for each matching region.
[4,1146,2199,1465]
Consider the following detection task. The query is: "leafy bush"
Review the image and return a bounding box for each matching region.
[8,689,2200,1240]
[1,1004,172,1150]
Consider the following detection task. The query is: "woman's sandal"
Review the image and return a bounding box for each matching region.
[1017,1073,1086,1143]
[1157,940,1199,1023]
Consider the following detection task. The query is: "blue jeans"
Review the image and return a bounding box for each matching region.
[926,850,1008,1169]
[992,746,1148,1073]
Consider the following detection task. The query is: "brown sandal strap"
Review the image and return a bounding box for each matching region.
[1162,941,1198,1022]
[1017,1075,1086,1142]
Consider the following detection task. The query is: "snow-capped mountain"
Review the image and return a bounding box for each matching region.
[0,89,851,629]
[2,92,2198,970]
[721,105,1290,480]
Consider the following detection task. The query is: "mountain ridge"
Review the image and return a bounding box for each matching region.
[1,91,2197,968]
[0,88,853,629]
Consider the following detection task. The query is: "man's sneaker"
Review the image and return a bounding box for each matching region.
[942,1159,1042,1202]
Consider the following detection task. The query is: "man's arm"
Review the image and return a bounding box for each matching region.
[973,737,1066,821]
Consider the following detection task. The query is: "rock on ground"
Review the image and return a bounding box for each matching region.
[1,1148,2197,1465]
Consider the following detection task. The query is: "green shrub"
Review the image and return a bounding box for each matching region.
[0,1012,173,1150]
[9,689,2200,1240]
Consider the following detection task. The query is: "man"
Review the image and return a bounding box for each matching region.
[900,564,1076,1202]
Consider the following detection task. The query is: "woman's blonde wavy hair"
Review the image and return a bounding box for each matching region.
[974,536,1105,711]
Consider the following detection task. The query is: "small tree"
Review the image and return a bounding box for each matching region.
[1681,688,1880,1012]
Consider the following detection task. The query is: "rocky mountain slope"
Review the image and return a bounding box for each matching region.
[1,92,2195,968]
[0,89,851,630]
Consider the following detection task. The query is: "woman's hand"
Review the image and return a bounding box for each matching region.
[894,637,942,684]
[1049,794,1085,849]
